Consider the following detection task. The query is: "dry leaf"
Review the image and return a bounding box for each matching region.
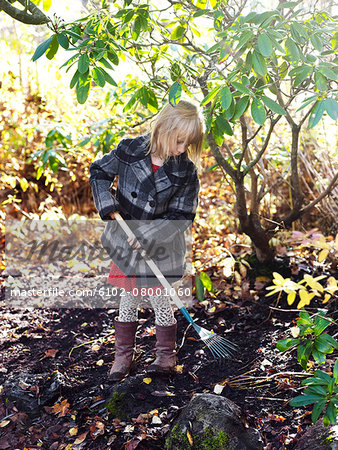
[96,359,104,366]
[44,349,59,358]
[69,426,78,436]
[74,431,88,445]
[0,420,10,428]
[51,399,70,417]
[187,430,193,446]
[143,377,152,384]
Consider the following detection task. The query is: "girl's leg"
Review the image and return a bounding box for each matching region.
[147,293,177,374]
[118,291,140,322]
[109,291,140,381]
[147,293,175,326]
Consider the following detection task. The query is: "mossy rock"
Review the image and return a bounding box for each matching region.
[165,394,263,450]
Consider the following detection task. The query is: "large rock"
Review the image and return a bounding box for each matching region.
[165,393,263,450]
[3,371,68,417]
[294,422,338,450]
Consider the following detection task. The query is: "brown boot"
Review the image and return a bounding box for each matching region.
[108,318,138,381]
[147,321,177,374]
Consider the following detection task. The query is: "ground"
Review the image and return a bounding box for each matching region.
[0,262,336,449]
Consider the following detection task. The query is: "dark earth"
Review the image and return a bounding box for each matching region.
[0,259,337,450]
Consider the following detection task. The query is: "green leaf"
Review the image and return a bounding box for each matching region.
[195,275,205,301]
[314,72,327,92]
[92,67,106,87]
[57,33,69,49]
[289,394,324,407]
[76,70,91,104]
[325,98,338,121]
[293,65,313,87]
[314,315,331,336]
[278,61,288,78]
[334,360,338,381]
[46,35,59,60]
[220,86,232,111]
[326,401,337,425]
[318,334,338,350]
[169,81,182,106]
[261,96,286,115]
[32,36,53,62]
[312,399,327,423]
[252,50,267,76]
[123,90,139,112]
[257,33,273,57]
[171,25,185,40]
[315,370,332,383]
[323,414,330,427]
[306,385,328,396]
[310,34,323,52]
[231,82,251,96]
[100,68,117,86]
[297,341,313,369]
[276,1,298,8]
[215,115,233,136]
[285,38,300,64]
[236,30,254,50]
[276,338,300,351]
[200,86,221,106]
[251,98,266,125]
[232,96,250,120]
[302,377,328,387]
[107,50,119,66]
[320,67,338,81]
[78,53,90,74]
[98,58,113,70]
[308,100,325,129]
[70,70,80,89]
[200,272,215,293]
[312,349,326,365]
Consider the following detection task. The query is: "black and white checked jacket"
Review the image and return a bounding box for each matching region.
[89,134,200,287]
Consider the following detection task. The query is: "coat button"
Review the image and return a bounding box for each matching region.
[149,200,155,207]
[131,191,137,198]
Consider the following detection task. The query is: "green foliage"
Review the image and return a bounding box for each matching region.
[277,311,337,426]
[195,272,215,301]
[277,310,337,369]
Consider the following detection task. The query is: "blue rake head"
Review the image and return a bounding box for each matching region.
[192,323,238,360]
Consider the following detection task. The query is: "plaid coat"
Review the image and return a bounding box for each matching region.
[89,134,200,287]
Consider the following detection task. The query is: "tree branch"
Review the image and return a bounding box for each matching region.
[0,0,50,24]
[299,171,338,216]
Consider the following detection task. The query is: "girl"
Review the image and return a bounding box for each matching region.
[89,100,204,381]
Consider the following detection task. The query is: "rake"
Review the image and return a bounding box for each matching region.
[114,212,237,361]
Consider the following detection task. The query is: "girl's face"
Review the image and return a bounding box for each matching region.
[170,134,189,157]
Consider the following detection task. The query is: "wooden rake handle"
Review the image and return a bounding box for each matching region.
[114,212,186,310]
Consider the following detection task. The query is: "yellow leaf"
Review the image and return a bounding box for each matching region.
[143,377,152,384]
[0,420,10,427]
[297,290,315,309]
[234,270,241,285]
[187,430,194,446]
[96,359,104,366]
[318,249,329,263]
[323,294,331,304]
[303,275,324,292]
[175,365,183,374]
[287,292,296,305]
[69,426,78,436]
[273,272,285,285]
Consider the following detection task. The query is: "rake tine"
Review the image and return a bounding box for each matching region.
[205,339,232,359]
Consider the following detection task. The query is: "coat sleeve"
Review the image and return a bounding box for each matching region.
[89,141,123,220]
[134,171,200,245]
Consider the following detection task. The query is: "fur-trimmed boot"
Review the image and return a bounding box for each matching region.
[147,321,177,374]
[108,317,138,381]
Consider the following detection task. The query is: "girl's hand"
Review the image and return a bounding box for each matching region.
[109,211,120,219]
[127,236,142,252]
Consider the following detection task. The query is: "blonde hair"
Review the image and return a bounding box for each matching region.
[147,100,205,171]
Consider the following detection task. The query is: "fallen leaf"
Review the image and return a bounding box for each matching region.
[44,349,59,358]
[0,420,10,428]
[96,359,104,366]
[50,399,70,417]
[187,430,193,446]
[90,421,105,439]
[74,431,88,445]
[69,426,78,436]
[143,377,152,384]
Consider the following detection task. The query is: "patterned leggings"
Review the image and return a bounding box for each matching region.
[118,291,175,326]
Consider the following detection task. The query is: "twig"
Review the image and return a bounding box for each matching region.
[245,396,288,401]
